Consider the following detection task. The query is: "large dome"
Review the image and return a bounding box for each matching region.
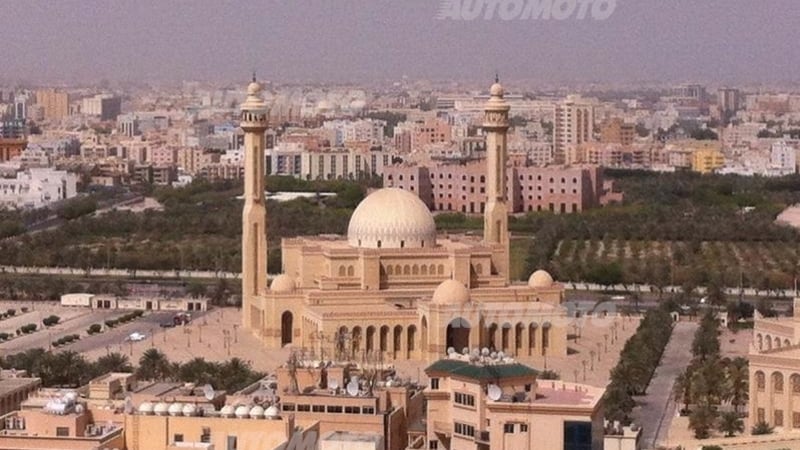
[528,270,554,289]
[347,188,436,249]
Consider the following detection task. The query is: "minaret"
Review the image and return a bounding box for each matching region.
[240,77,269,327]
[483,78,511,280]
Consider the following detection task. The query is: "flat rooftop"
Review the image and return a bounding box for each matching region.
[322,431,383,443]
[0,377,39,397]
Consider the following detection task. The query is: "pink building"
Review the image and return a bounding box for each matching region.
[385,160,618,214]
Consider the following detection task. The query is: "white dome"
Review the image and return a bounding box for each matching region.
[249,405,265,418]
[270,274,295,293]
[168,403,184,416]
[265,405,280,419]
[490,82,504,97]
[138,402,154,415]
[528,270,554,289]
[220,405,235,417]
[182,404,197,417]
[154,402,169,416]
[235,405,250,418]
[348,188,436,249]
[431,279,470,306]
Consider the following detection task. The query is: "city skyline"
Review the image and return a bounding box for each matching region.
[0,0,798,86]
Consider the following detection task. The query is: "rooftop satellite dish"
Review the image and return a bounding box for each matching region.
[481,348,490,356]
[203,384,215,401]
[329,379,340,390]
[497,351,505,359]
[462,347,469,355]
[490,352,497,359]
[487,384,502,401]
[346,381,359,397]
[471,348,480,357]
[447,347,455,355]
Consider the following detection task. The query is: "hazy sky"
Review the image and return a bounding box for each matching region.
[1,0,798,85]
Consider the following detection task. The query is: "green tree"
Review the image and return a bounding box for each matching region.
[718,411,744,437]
[93,353,133,376]
[689,404,718,439]
[137,349,173,381]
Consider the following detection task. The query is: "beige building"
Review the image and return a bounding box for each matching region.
[241,80,570,364]
[35,89,69,122]
[749,298,800,430]
[423,358,605,450]
[554,96,595,165]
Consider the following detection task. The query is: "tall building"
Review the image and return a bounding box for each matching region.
[34,89,69,121]
[718,87,741,116]
[242,81,570,363]
[554,96,594,164]
[81,94,122,120]
[599,118,635,146]
[240,78,270,330]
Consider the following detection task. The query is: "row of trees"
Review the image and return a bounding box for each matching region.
[603,305,675,423]
[0,348,263,393]
[674,311,750,439]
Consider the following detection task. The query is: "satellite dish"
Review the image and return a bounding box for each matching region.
[497,351,505,359]
[471,348,480,357]
[490,352,497,359]
[487,384,502,401]
[329,379,339,390]
[447,347,455,355]
[346,381,359,397]
[203,384,215,401]
[462,347,469,355]
[481,348,490,356]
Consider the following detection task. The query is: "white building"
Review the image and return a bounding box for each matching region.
[554,95,595,164]
[323,119,385,146]
[769,141,797,176]
[0,168,78,209]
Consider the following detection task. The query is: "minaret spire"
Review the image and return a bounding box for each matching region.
[483,78,511,283]
[240,77,269,327]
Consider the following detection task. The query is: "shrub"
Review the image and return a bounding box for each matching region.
[0,332,11,341]
[87,324,102,335]
[6,309,15,316]
[751,421,774,435]
[105,319,118,328]
[538,370,560,380]
[42,315,60,327]
[20,307,28,313]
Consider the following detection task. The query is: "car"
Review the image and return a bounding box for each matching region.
[127,332,146,342]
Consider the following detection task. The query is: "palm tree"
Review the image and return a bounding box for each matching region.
[137,349,173,381]
[93,353,133,376]
[725,358,749,414]
[673,369,693,414]
[718,411,744,437]
[689,404,718,439]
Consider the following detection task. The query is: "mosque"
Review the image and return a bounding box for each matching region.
[240,78,569,362]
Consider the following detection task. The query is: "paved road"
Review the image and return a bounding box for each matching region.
[632,320,698,450]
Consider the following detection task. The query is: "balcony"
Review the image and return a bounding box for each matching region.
[475,430,490,444]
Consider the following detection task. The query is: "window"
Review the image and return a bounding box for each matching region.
[312,405,325,412]
[362,406,375,414]
[227,435,238,450]
[794,412,800,428]
[757,408,765,423]
[282,403,296,411]
[564,421,592,450]
[520,424,529,432]
[297,404,311,412]
[776,409,784,427]
[201,428,211,443]
[345,406,361,414]
[454,422,475,437]
[56,427,70,437]
[174,434,184,442]
[429,440,439,449]
[430,378,439,389]
[504,423,515,433]
[454,392,475,407]
[327,405,343,413]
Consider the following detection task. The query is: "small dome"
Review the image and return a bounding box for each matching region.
[347,188,436,249]
[138,402,154,414]
[247,81,262,96]
[249,405,265,418]
[220,405,235,417]
[528,270,554,289]
[154,402,169,416]
[168,403,184,416]
[265,405,280,419]
[490,82,504,97]
[270,274,295,293]
[235,405,250,418]
[182,404,197,417]
[432,279,470,305]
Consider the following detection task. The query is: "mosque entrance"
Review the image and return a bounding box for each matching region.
[446,318,470,353]
[281,311,293,346]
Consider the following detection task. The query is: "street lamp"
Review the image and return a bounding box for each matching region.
[184,328,192,348]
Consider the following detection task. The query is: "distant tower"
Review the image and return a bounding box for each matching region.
[241,77,269,327]
[483,79,510,280]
